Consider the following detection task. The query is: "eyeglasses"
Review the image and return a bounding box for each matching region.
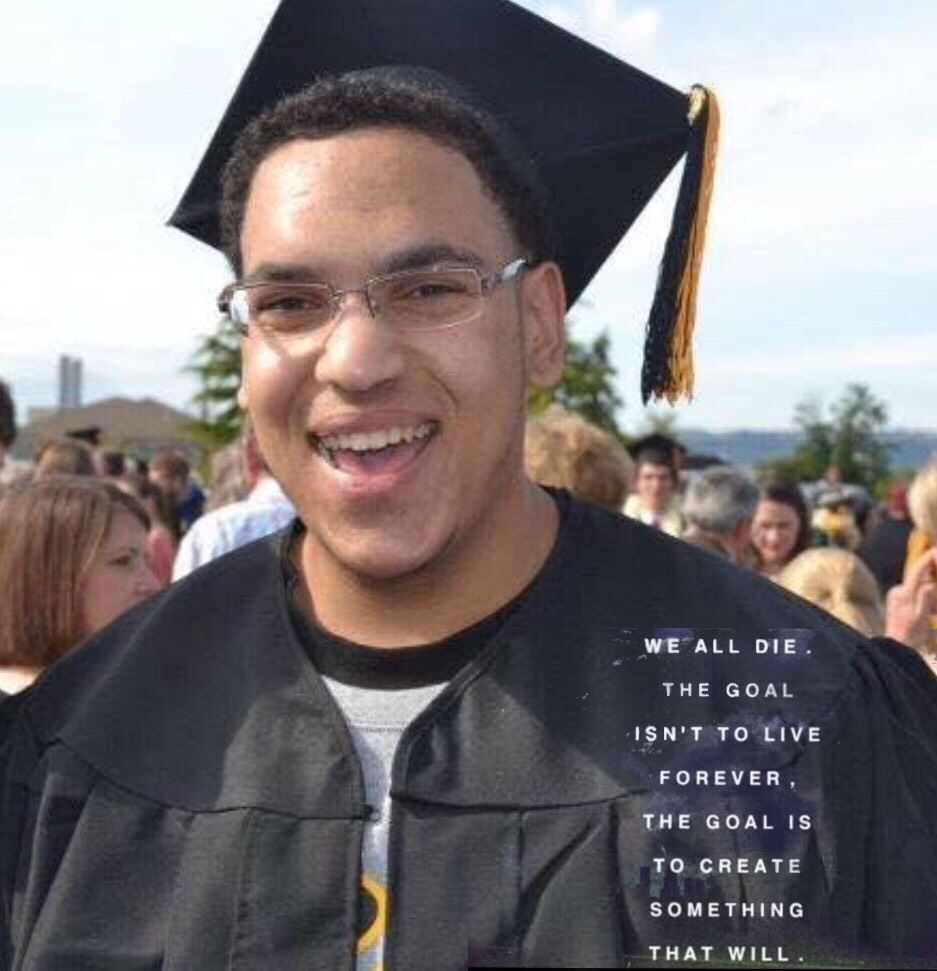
[217,258,529,340]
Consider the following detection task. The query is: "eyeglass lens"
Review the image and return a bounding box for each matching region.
[232,266,487,336]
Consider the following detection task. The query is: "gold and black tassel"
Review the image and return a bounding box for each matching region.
[641,84,720,404]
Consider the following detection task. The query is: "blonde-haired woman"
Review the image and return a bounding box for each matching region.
[778,548,884,637]
[0,476,160,695]
[906,456,937,573]
[780,546,937,676]
[901,458,937,673]
[525,408,633,511]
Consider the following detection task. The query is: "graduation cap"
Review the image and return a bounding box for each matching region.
[169,0,719,403]
[626,433,685,472]
[66,426,102,447]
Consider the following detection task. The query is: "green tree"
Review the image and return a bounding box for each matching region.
[527,330,623,439]
[762,384,891,491]
[185,319,243,452]
[790,394,835,481]
[759,452,818,482]
[828,383,891,490]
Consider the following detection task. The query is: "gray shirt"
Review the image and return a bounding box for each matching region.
[324,678,448,971]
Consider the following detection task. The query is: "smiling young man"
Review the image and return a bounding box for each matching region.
[3,3,937,969]
[233,122,565,646]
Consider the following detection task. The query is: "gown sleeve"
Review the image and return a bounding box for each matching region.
[0,699,196,969]
[841,637,937,960]
[1,691,34,968]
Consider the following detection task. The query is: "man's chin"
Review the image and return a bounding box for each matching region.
[340,552,436,584]
[308,526,450,586]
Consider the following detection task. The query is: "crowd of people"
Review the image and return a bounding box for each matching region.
[2,383,935,695]
[0,386,299,694]
[525,406,937,675]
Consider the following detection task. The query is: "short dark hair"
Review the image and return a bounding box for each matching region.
[635,448,676,478]
[220,67,559,277]
[0,380,15,449]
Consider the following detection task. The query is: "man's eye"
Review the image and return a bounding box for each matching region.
[413,283,463,298]
[256,289,329,315]
[390,276,472,302]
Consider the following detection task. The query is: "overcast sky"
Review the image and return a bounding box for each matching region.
[1,0,934,431]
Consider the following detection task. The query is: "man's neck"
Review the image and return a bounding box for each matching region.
[296,482,559,648]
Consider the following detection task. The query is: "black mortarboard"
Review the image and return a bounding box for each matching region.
[66,426,102,447]
[626,433,685,472]
[169,0,719,403]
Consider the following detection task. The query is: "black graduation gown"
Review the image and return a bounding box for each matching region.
[2,498,937,969]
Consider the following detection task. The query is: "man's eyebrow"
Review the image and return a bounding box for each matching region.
[377,244,486,276]
[241,245,487,286]
[241,263,326,285]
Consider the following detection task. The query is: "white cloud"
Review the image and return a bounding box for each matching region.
[692,15,937,277]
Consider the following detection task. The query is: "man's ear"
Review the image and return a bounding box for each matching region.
[521,261,566,389]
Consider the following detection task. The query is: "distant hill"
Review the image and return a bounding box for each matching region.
[678,429,937,473]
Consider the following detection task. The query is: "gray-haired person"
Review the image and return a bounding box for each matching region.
[682,466,759,564]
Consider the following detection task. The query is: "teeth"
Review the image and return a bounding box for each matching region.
[319,423,433,454]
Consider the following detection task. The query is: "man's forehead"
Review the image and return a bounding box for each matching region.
[241,130,516,274]
[250,128,485,198]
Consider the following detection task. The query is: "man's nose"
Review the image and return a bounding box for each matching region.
[314,292,406,392]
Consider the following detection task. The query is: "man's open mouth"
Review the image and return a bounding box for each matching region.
[312,422,437,476]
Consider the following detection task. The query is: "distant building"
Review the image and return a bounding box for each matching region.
[25,407,56,425]
[13,396,202,465]
[58,355,83,410]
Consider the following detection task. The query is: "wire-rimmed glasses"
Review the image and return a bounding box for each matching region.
[217,258,529,343]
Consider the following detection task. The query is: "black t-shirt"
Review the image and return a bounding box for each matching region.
[282,491,570,689]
